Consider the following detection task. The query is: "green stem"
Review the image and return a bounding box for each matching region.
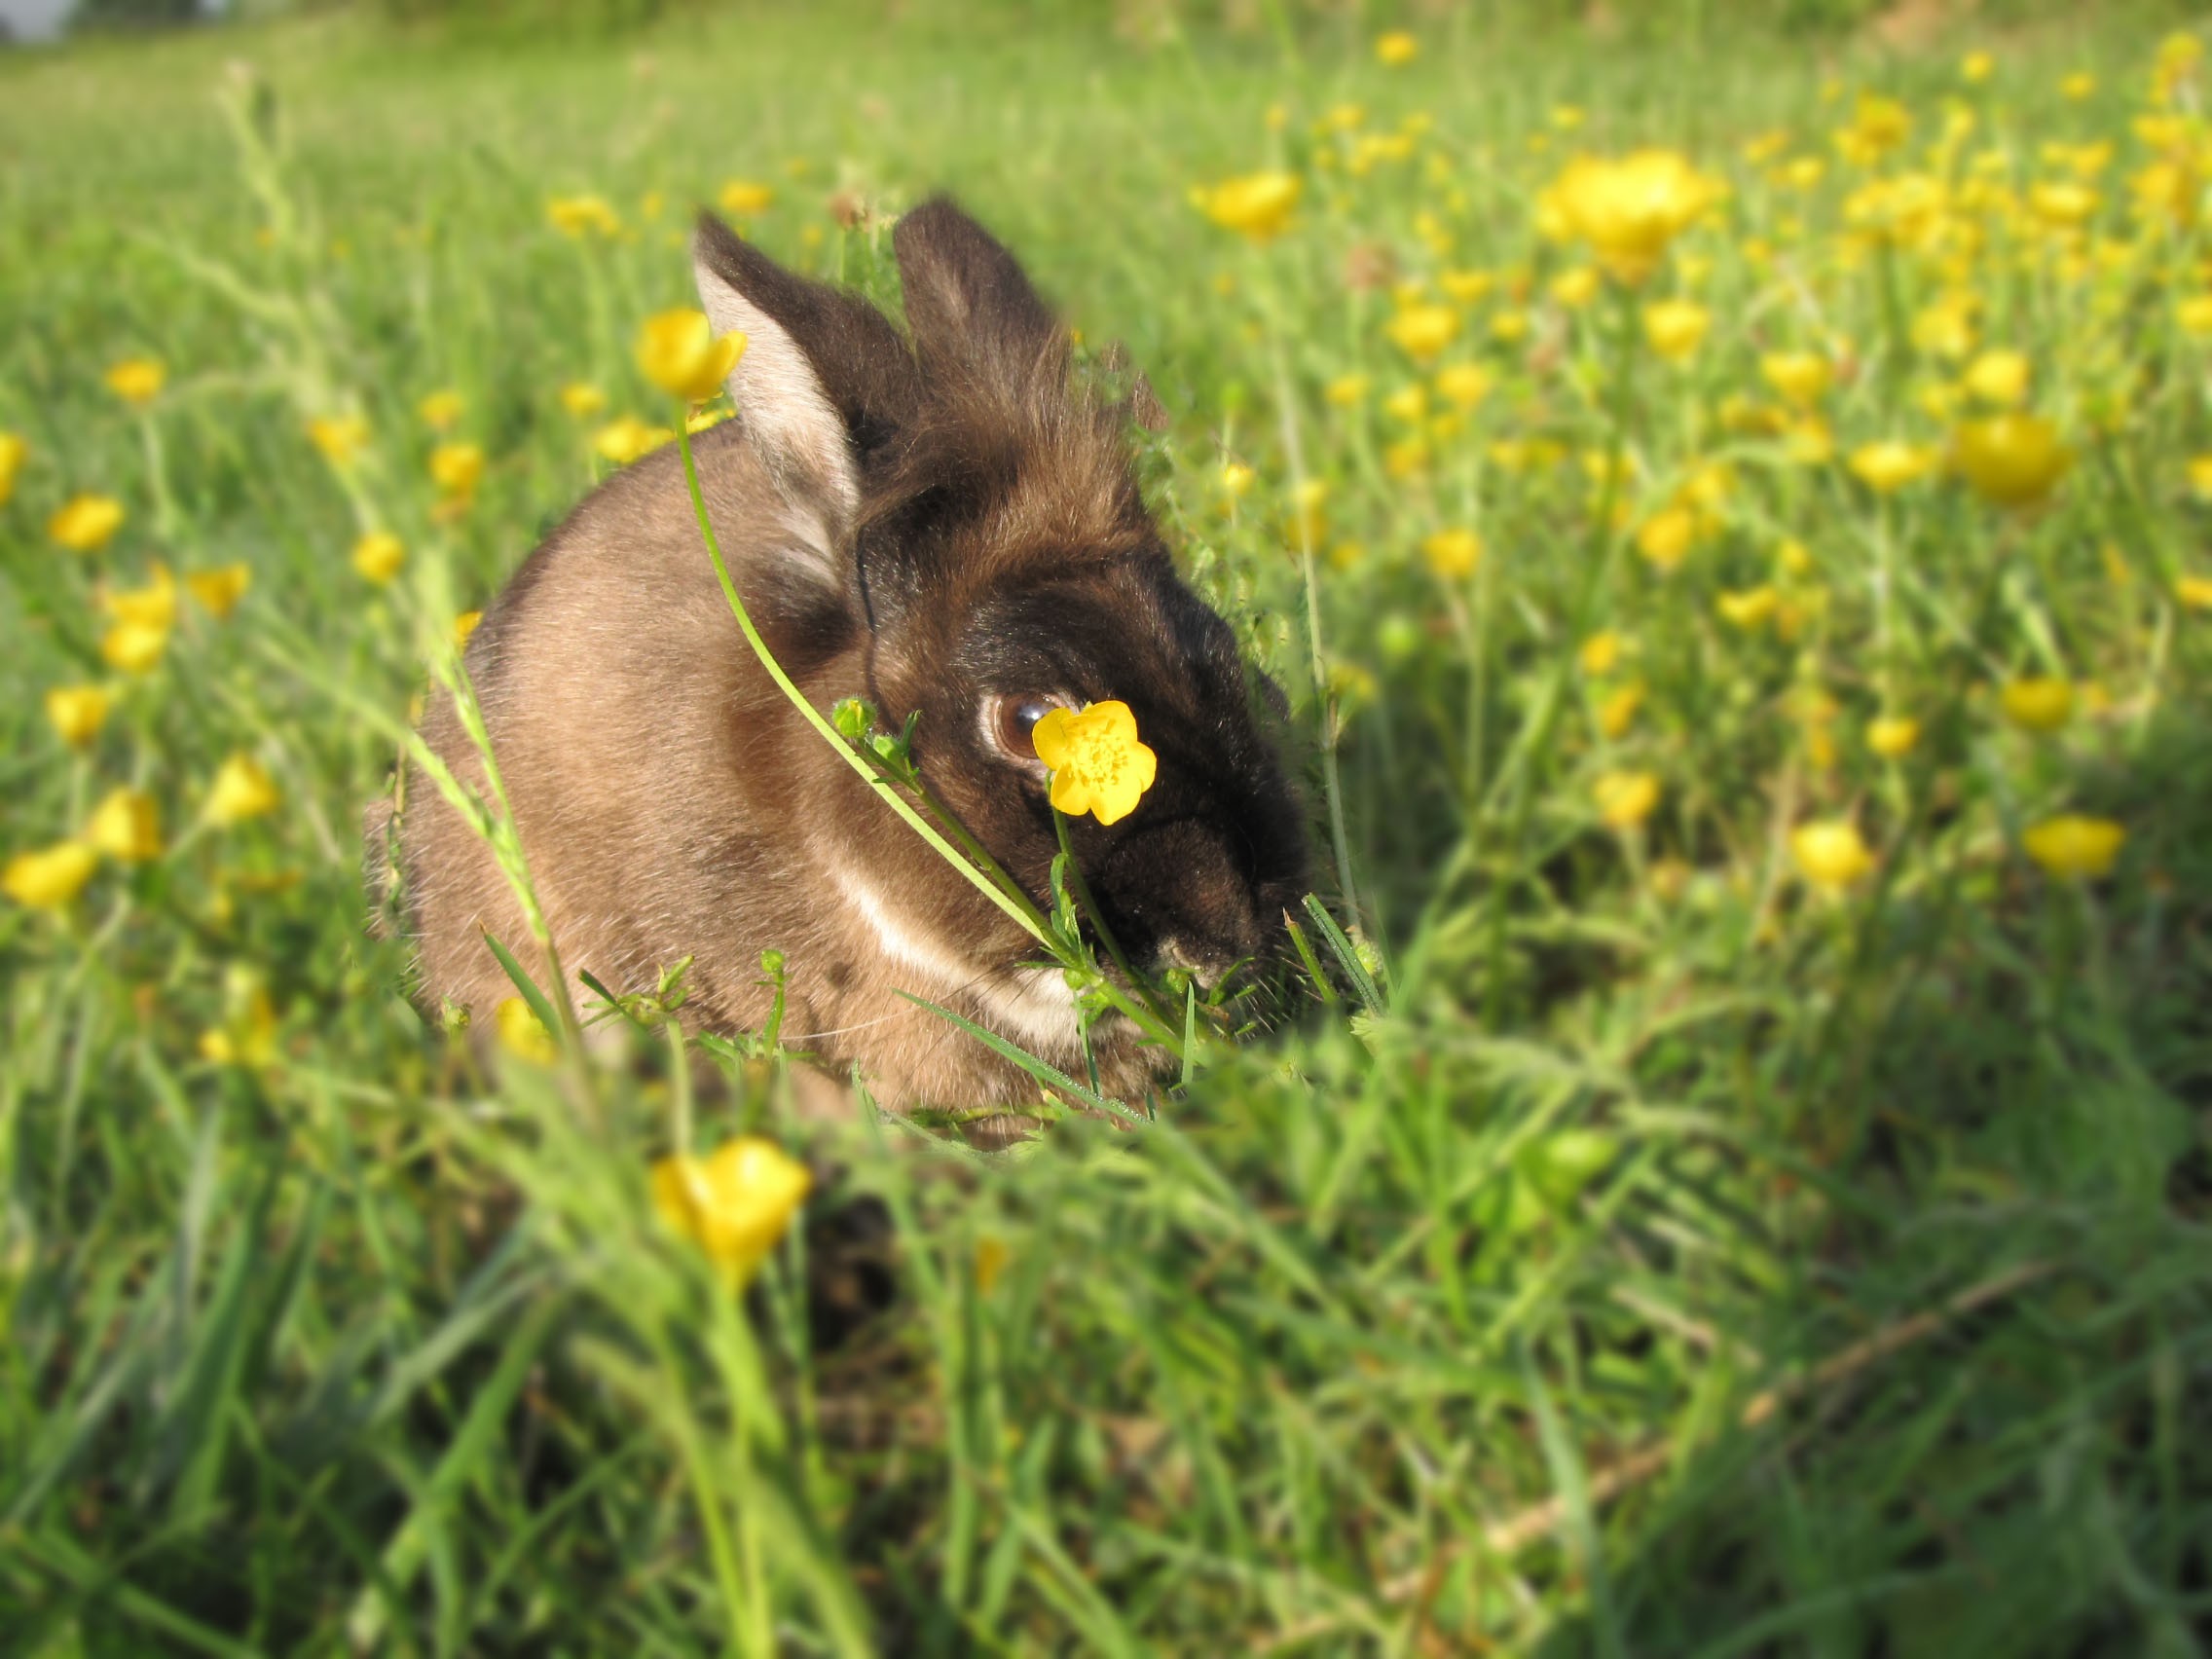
[675,423,1051,950]
[1052,805,1176,1034]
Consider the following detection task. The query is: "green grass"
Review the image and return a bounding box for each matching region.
[4,2,2211,1651]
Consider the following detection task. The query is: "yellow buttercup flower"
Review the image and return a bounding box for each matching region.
[595,415,675,465]
[2189,456,2212,500]
[3,842,99,911]
[101,620,168,675]
[1598,680,1644,738]
[1324,373,1370,408]
[50,494,126,554]
[1422,529,1482,579]
[2021,815,2125,879]
[717,179,775,215]
[307,414,369,466]
[1547,149,1717,284]
[1434,363,1491,410]
[560,382,608,418]
[205,754,281,826]
[1791,820,1876,890]
[1963,349,2030,407]
[1549,266,1602,309]
[1579,631,1622,676]
[650,1135,813,1287]
[636,309,747,404]
[1951,415,2068,507]
[1384,303,1459,362]
[1962,50,1993,85]
[45,684,111,750]
[1592,770,1661,830]
[428,441,486,498]
[99,562,176,678]
[2001,676,2074,732]
[2175,575,2212,610]
[1193,172,1302,243]
[1032,699,1159,827]
[1715,585,1779,629]
[496,997,560,1064]
[547,194,620,238]
[1635,506,1697,571]
[1866,716,1921,758]
[1848,440,1936,494]
[454,609,485,649]
[85,788,163,864]
[104,357,166,408]
[1641,299,1710,361]
[418,388,464,431]
[1374,29,1418,66]
[186,564,251,619]
[352,532,406,585]
[0,430,25,505]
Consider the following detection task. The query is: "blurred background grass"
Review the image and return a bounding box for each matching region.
[4,0,2211,1653]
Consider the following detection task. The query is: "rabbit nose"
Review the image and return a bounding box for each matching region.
[1156,935,1237,988]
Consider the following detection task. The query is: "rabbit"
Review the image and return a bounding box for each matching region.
[378,197,1309,1114]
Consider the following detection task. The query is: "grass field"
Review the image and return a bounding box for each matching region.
[5,1,2211,1651]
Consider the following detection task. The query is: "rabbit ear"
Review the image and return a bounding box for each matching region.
[691,214,916,552]
[893,197,1065,386]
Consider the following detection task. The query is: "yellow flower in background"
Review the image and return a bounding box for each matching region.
[1032,699,1159,826]
[1952,415,2069,507]
[1439,269,1493,304]
[1598,680,1644,738]
[307,414,368,465]
[0,430,24,505]
[1547,149,1717,284]
[2061,72,2096,101]
[651,1135,813,1287]
[1635,505,1698,571]
[1641,299,1710,361]
[1219,461,1258,498]
[1422,528,1483,578]
[2001,676,2075,732]
[560,382,608,418]
[547,193,620,238]
[352,532,406,585]
[496,997,560,1064]
[595,415,674,465]
[1962,50,1994,84]
[1784,417,1835,464]
[2180,296,2212,336]
[718,179,775,215]
[2022,815,2125,879]
[85,788,162,864]
[1549,266,1601,309]
[205,754,280,826]
[102,619,168,674]
[1194,172,1302,243]
[636,309,747,403]
[685,406,731,435]
[104,357,166,407]
[428,441,486,499]
[1715,585,1779,629]
[2176,575,2212,610]
[45,685,111,750]
[1384,303,1459,362]
[1375,29,1418,66]
[2028,180,2098,228]
[186,564,251,619]
[1791,821,1876,890]
[1593,769,1661,830]
[1963,350,2031,406]
[1866,716,1921,758]
[101,565,170,636]
[1324,373,1370,407]
[1434,363,1491,409]
[417,388,464,430]
[1579,631,1621,675]
[50,494,125,554]
[3,842,98,911]
[1848,440,1936,494]
[1911,299,1976,359]
[2190,456,2212,499]
[454,609,485,648]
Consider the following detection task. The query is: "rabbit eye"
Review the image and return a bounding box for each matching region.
[986,695,1062,765]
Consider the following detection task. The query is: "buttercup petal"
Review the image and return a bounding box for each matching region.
[1031,706,1074,770]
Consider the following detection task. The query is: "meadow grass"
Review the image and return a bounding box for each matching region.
[3,2,2210,1651]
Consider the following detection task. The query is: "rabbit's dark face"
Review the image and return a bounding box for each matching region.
[694,197,1309,1003]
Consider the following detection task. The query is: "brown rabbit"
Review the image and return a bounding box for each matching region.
[383,199,1308,1110]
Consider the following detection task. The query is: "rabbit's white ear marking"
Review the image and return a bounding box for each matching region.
[692,240,860,561]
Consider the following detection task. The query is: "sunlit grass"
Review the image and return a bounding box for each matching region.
[3,3,2210,1651]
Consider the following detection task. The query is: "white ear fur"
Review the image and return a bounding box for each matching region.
[692,246,861,545]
